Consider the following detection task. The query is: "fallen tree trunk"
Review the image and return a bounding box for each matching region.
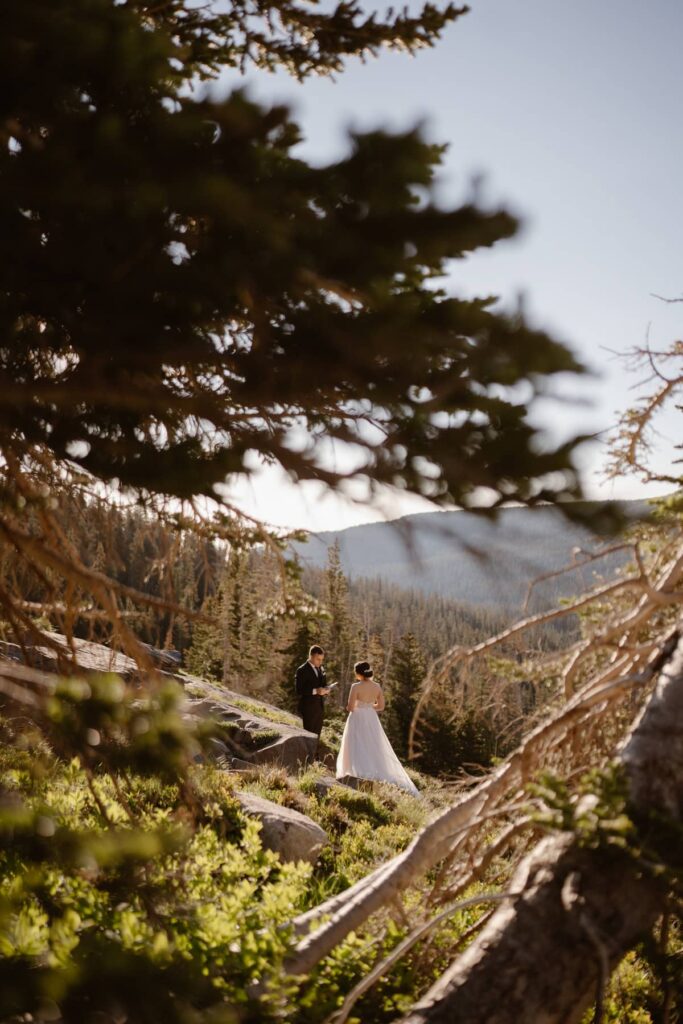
[285,636,671,976]
[399,630,683,1024]
[286,771,498,973]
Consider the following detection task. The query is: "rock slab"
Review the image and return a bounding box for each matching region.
[237,792,328,864]
[182,676,319,770]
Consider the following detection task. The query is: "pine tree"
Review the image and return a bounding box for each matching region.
[0,0,598,661]
[185,545,296,694]
[321,542,359,706]
[364,632,386,685]
[384,632,426,759]
[184,593,223,682]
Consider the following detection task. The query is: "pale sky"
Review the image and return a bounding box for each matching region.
[211,0,682,531]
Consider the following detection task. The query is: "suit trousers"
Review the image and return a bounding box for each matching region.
[298,695,324,737]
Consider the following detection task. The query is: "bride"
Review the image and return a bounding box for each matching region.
[336,661,419,796]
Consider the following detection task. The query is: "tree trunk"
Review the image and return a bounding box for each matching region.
[286,633,672,975]
[400,631,682,1024]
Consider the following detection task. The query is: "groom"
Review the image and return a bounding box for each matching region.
[295,644,330,744]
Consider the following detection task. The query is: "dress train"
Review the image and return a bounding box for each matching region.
[336,700,419,796]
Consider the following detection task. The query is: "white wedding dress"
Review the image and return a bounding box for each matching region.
[336,696,419,796]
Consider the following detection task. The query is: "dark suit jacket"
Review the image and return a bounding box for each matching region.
[295,660,327,702]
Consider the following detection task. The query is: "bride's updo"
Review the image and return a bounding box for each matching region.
[354,661,374,679]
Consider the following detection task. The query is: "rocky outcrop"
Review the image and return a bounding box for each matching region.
[305,772,356,798]
[1,637,335,864]
[250,731,318,768]
[0,634,139,676]
[237,792,328,863]
[0,635,321,772]
[182,676,319,770]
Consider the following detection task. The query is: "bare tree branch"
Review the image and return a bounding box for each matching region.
[398,631,683,1024]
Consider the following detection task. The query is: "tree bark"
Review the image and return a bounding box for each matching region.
[400,631,682,1024]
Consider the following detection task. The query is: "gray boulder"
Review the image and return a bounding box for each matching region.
[305,772,355,799]
[237,792,328,864]
[204,736,230,763]
[250,731,318,769]
[0,633,139,677]
[182,676,319,770]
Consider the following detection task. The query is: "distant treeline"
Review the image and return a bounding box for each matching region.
[1,497,579,776]
[0,492,221,652]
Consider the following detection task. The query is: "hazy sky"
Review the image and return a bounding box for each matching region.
[212,0,682,531]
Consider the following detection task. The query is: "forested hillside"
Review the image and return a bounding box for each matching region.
[292,501,649,609]
[1,493,579,778]
[0,492,221,653]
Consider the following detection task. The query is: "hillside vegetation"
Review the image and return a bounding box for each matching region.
[0,675,464,1024]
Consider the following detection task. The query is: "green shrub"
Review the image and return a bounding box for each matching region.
[0,752,314,1021]
[334,789,393,827]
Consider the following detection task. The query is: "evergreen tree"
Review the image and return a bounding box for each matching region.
[364,632,387,685]
[321,542,359,705]
[185,547,288,693]
[384,631,498,774]
[184,593,223,682]
[0,0,596,661]
[384,632,426,759]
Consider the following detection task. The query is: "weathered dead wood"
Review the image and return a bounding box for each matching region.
[285,640,669,976]
[286,783,492,972]
[398,631,683,1024]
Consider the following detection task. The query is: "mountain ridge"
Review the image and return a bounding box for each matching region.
[292,499,652,609]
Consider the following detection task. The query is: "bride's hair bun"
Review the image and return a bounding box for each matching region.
[354,660,373,678]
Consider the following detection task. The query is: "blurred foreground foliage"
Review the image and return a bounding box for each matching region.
[0,0,598,665]
[0,668,469,1023]
[0,673,306,1022]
